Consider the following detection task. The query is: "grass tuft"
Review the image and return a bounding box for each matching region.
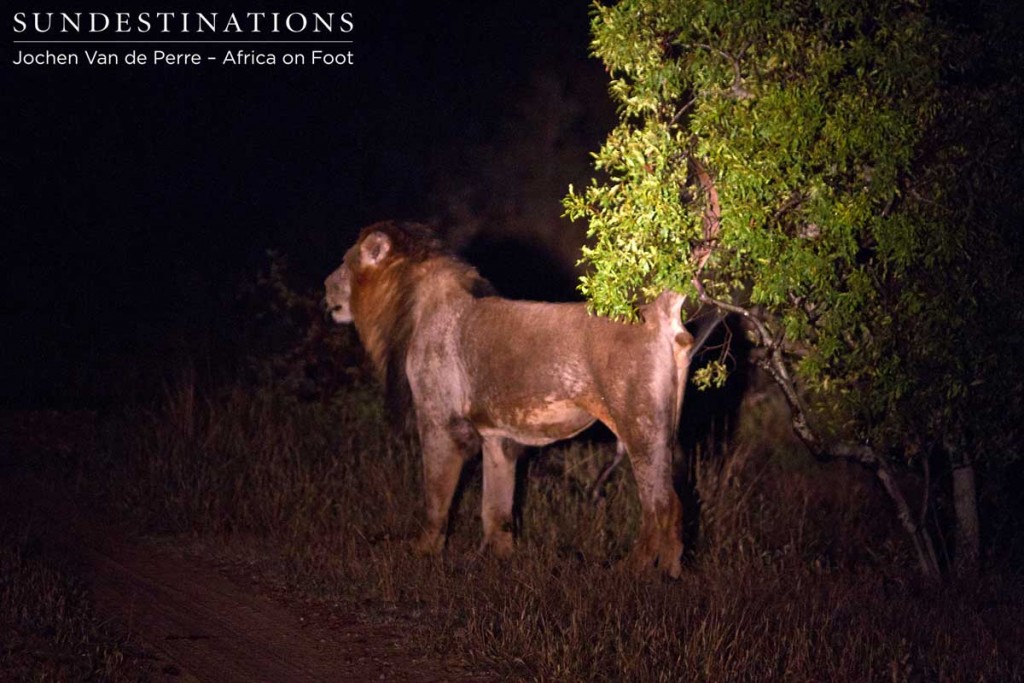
[0,522,149,680]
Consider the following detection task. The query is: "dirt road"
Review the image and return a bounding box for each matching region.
[1,412,482,682]
[8,478,480,682]
[87,541,444,682]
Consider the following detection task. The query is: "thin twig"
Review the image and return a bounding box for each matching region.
[668,98,697,126]
[688,43,753,99]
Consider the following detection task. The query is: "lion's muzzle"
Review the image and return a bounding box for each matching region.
[323,264,354,324]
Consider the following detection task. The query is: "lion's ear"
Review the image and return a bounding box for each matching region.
[360,231,392,267]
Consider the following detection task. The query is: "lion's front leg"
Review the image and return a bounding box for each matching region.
[413,428,466,556]
[480,437,516,558]
[623,441,684,579]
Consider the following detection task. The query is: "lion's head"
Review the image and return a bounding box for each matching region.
[324,221,444,324]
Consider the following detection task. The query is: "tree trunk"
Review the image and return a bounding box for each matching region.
[951,453,980,575]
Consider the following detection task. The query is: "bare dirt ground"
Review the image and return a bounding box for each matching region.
[86,538,470,682]
[0,412,486,682]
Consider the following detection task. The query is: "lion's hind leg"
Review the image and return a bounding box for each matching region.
[622,439,684,579]
[480,437,516,558]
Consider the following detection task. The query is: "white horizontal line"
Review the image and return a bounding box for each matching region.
[12,40,354,44]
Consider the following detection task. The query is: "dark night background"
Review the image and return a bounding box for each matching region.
[3,2,611,407]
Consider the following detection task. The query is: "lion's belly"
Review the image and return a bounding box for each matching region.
[474,399,596,447]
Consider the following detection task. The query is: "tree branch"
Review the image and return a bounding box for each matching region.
[668,98,697,127]
[689,43,753,100]
[689,156,721,276]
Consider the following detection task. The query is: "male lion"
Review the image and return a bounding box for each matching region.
[325,221,694,578]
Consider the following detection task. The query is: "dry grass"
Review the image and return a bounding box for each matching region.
[80,378,1024,681]
[0,522,149,681]
[0,411,152,681]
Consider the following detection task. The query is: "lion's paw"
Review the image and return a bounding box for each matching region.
[411,531,445,556]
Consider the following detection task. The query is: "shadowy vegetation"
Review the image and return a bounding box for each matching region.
[0,411,153,680]
[0,518,150,681]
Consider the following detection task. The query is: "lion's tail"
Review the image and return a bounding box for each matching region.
[647,291,694,432]
[647,291,693,369]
